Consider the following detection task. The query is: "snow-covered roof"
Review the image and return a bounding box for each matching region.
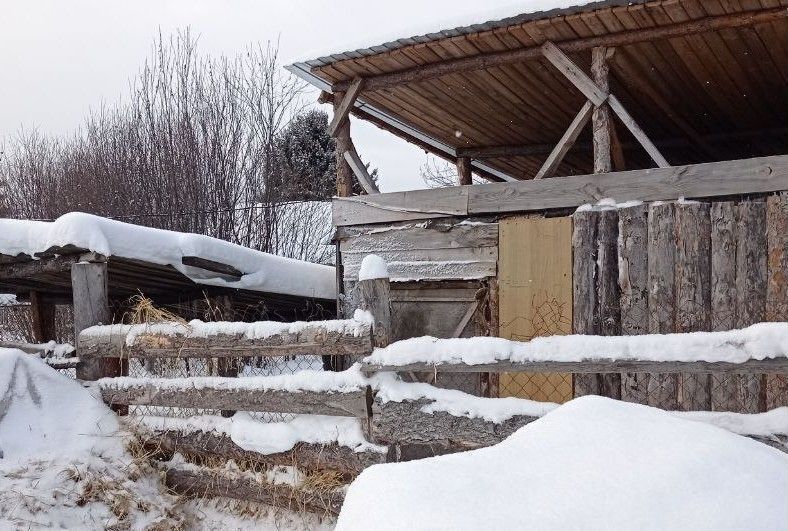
[0,213,336,300]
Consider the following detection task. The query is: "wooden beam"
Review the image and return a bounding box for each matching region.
[361,358,788,375]
[456,157,472,185]
[329,77,364,137]
[541,42,607,106]
[608,94,669,168]
[99,379,370,417]
[72,260,116,381]
[333,155,788,225]
[333,91,354,197]
[29,290,55,343]
[165,465,344,515]
[140,428,385,477]
[181,256,242,279]
[591,46,612,174]
[343,148,380,194]
[534,101,594,180]
[330,8,788,92]
[541,41,669,168]
[78,321,374,360]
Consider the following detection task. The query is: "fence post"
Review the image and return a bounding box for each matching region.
[73,259,118,382]
[357,266,391,349]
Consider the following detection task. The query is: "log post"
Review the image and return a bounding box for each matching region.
[591,46,612,174]
[597,208,621,398]
[73,259,118,383]
[572,209,599,396]
[215,295,239,418]
[456,157,472,185]
[766,193,788,408]
[357,277,391,350]
[29,290,56,343]
[333,91,354,197]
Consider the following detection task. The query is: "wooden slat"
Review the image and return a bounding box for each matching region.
[78,322,374,360]
[647,202,678,409]
[618,204,650,403]
[735,199,768,412]
[338,220,498,252]
[710,201,740,411]
[332,186,469,226]
[675,201,712,410]
[99,379,369,417]
[181,256,242,279]
[766,193,788,408]
[333,155,788,225]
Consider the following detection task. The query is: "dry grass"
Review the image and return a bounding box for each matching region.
[125,294,189,326]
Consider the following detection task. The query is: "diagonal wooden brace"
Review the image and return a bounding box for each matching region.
[541,41,669,168]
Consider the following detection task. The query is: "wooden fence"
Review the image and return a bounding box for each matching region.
[73,274,788,513]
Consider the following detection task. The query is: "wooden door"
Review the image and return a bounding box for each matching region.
[498,216,573,402]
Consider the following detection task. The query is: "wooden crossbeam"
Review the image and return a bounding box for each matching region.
[541,41,669,168]
[330,8,788,93]
[329,77,364,137]
[343,148,380,194]
[534,101,594,180]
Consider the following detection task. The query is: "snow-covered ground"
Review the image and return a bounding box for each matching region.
[338,396,788,531]
[0,347,335,530]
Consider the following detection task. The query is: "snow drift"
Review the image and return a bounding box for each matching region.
[337,396,788,531]
[0,347,120,461]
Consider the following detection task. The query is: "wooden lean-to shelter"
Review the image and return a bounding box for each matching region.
[289,0,788,409]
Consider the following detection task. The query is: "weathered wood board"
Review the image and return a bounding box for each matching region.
[498,216,573,402]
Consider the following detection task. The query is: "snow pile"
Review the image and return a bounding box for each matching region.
[0,212,335,299]
[575,198,644,211]
[81,309,373,346]
[0,293,17,305]
[358,254,389,281]
[337,397,788,531]
[137,413,386,455]
[0,348,120,461]
[364,322,788,366]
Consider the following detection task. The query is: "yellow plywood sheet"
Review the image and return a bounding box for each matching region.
[498,216,573,402]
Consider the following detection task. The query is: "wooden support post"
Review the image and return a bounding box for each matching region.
[675,202,712,410]
[73,260,117,382]
[591,47,612,174]
[333,91,353,197]
[29,290,56,343]
[534,101,594,180]
[215,295,239,418]
[647,202,678,410]
[343,148,380,194]
[358,276,391,350]
[456,157,472,185]
[619,204,649,403]
[766,194,788,409]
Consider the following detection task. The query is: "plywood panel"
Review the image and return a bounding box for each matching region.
[498,216,573,402]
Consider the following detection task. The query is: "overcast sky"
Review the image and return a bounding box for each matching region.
[0,0,530,192]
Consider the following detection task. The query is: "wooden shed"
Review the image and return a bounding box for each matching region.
[289,0,788,409]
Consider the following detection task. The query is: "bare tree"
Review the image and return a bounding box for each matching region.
[0,30,335,264]
[420,156,484,188]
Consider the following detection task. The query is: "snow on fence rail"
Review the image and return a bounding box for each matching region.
[360,322,788,374]
[78,312,375,360]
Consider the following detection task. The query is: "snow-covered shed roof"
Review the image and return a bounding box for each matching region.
[0,213,335,303]
[289,0,788,181]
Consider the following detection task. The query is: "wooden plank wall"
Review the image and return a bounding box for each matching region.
[574,194,788,412]
[338,219,497,282]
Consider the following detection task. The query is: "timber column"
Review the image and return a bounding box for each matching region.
[73,257,117,381]
[333,91,353,197]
